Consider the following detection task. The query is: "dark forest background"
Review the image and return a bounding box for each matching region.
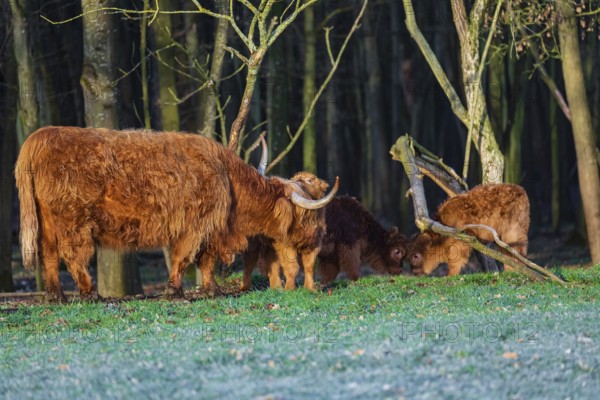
[1,0,599,293]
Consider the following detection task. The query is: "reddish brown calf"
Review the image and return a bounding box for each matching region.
[241,172,329,291]
[407,184,530,276]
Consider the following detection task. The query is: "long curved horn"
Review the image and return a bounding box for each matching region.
[257,134,268,175]
[291,176,339,210]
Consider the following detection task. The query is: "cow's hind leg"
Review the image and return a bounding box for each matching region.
[39,207,66,303]
[58,237,96,301]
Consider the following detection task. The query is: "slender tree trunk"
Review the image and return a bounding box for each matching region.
[141,0,151,129]
[153,0,179,131]
[0,21,17,291]
[302,7,317,173]
[9,0,44,291]
[449,0,504,183]
[0,123,16,292]
[9,0,38,147]
[81,0,142,297]
[503,96,524,183]
[199,6,229,138]
[267,34,288,175]
[550,62,561,231]
[363,7,389,213]
[557,0,600,263]
[325,85,338,183]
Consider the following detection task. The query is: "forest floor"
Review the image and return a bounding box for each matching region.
[1,264,599,399]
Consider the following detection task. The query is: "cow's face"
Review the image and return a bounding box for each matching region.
[384,227,407,275]
[407,232,442,276]
[291,172,329,199]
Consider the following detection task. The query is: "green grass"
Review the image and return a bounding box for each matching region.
[1,267,599,399]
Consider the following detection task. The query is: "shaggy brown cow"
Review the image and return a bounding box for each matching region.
[407,184,530,276]
[242,192,408,289]
[317,196,407,284]
[15,126,337,302]
[240,172,329,291]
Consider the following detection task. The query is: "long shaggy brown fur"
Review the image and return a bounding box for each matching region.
[15,126,332,301]
[407,184,530,276]
[241,172,328,291]
[317,196,407,284]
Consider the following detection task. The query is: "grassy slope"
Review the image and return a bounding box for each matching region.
[1,267,599,399]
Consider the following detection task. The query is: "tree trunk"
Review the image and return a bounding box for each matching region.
[0,20,17,291]
[9,0,44,291]
[81,0,142,297]
[363,7,389,214]
[549,67,561,231]
[9,0,38,147]
[153,0,180,131]
[199,4,229,138]
[267,34,288,175]
[557,0,600,263]
[302,7,317,173]
[449,0,504,183]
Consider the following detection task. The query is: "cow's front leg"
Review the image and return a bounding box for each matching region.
[197,253,220,294]
[165,242,196,298]
[300,249,318,291]
[274,242,299,290]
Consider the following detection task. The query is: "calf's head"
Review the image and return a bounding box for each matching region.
[269,176,339,242]
[407,231,444,276]
[383,227,408,275]
[291,171,330,199]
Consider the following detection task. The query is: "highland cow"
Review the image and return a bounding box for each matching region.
[15,126,337,302]
[240,172,329,291]
[407,184,530,276]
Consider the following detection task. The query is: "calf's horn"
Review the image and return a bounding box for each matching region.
[291,176,339,210]
[257,134,268,175]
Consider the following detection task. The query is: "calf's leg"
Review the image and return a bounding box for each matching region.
[274,242,299,290]
[318,260,339,285]
[300,249,318,291]
[338,244,362,281]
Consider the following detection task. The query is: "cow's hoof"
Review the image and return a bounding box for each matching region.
[202,283,222,297]
[80,290,102,303]
[239,283,251,292]
[164,284,185,299]
[45,290,68,304]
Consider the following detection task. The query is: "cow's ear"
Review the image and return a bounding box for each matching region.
[273,197,293,235]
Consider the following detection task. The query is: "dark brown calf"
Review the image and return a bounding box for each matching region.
[318,196,407,284]
[407,184,530,276]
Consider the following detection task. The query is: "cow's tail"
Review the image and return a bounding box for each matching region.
[14,142,39,270]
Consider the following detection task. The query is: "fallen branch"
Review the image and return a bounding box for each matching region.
[391,134,566,285]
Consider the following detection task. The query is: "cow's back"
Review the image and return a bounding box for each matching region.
[437,184,530,240]
[20,126,232,249]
